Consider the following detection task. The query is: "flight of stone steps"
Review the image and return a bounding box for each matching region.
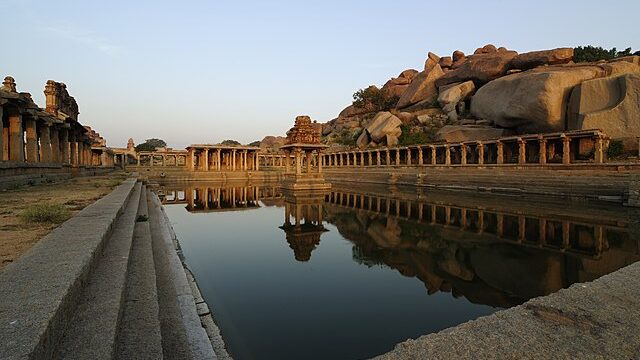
[0,178,217,359]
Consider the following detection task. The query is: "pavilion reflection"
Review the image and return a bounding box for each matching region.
[279,190,329,262]
[158,183,282,212]
[324,185,640,307]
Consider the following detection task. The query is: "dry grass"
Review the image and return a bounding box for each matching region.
[0,172,129,271]
[20,203,71,224]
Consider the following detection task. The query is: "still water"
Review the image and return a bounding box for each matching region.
[160,182,640,360]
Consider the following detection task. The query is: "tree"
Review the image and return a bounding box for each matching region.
[352,86,399,112]
[574,46,634,63]
[134,138,167,152]
[221,139,241,146]
[247,140,261,147]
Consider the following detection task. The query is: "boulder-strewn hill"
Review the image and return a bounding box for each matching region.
[317,44,640,153]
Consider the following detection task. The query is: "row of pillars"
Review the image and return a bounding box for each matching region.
[1,108,92,166]
[136,154,186,167]
[322,134,606,168]
[187,148,259,172]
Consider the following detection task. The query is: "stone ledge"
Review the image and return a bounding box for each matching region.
[374,260,640,360]
[0,178,137,360]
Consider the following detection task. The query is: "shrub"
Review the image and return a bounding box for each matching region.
[20,203,71,224]
[607,140,624,158]
[574,46,633,63]
[135,138,167,152]
[352,86,399,112]
[334,129,360,146]
[398,124,434,146]
[221,139,241,146]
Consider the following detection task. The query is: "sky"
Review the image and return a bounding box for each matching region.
[2,0,639,148]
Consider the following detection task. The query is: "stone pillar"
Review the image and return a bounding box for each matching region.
[418,146,423,165]
[244,151,249,170]
[50,126,60,163]
[539,139,547,165]
[69,135,77,165]
[360,151,364,167]
[60,128,69,164]
[25,118,38,163]
[430,146,436,165]
[518,138,526,165]
[295,149,302,175]
[562,135,571,165]
[376,150,381,166]
[395,149,400,166]
[477,142,484,165]
[203,149,209,171]
[445,145,451,166]
[8,113,23,162]
[306,151,312,173]
[40,124,52,163]
[368,151,372,166]
[406,148,411,165]
[594,135,604,164]
[460,144,467,165]
[0,106,3,161]
[385,150,390,166]
[497,141,504,165]
[187,149,195,171]
[232,150,236,171]
[317,151,323,173]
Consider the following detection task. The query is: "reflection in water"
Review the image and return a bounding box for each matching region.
[158,181,640,359]
[324,188,640,307]
[280,192,327,262]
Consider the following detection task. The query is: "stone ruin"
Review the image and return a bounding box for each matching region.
[286,115,322,145]
[44,80,79,121]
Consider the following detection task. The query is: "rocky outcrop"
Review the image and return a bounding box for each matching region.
[259,135,287,152]
[381,69,419,98]
[510,48,574,70]
[436,50,518,87]
[438,81,476,121]
[452,50,466,69]
[366,112,402,143]
[568,73,640,141]
[424,52,440,72]
[397,65,445,109]
[339,104,373,118]
[471,62,640,133]
[436,125,505,143]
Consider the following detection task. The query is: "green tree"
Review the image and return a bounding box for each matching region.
[247,140,261,147]
[574,46,634,63]
[134,138,167,152]
[352,86,399,112]
[221,139,241,146]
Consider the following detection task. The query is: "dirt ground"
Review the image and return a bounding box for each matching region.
[0,172,130,271]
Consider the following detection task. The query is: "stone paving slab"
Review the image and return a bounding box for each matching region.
[0,178,136,360]
[374,261,640,360]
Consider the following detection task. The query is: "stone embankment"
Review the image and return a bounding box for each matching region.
[0,178,220,359]
[374,260,640,359]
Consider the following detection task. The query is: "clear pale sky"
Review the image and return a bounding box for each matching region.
[2,0,639,148]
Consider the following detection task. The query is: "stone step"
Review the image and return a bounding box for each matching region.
[53,182,143,359]
[0,178,138,360]
[115,186,164,359]
[147,189,216,359]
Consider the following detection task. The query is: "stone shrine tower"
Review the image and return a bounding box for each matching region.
[280,115,331,191]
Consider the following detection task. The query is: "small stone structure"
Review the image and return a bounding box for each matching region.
[280,115,331,191]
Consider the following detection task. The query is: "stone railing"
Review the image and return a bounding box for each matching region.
[322,129,608,168]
